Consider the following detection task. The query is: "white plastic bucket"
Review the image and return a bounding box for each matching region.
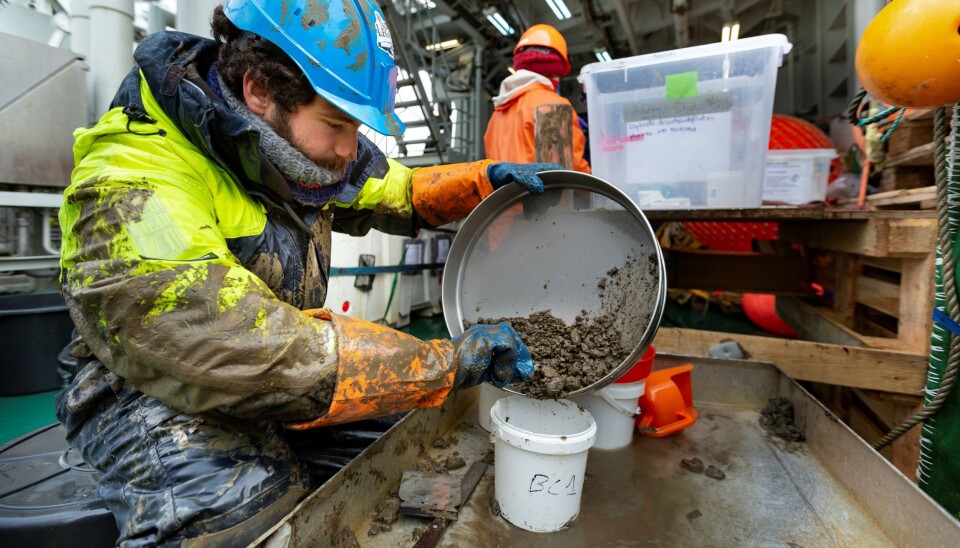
[572,381,645,450]
[490,396,597,532]
[478,384,509,432]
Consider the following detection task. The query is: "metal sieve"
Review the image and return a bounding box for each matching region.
[442,170,667,397]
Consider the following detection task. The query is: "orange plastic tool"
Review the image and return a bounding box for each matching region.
[636,364,698,438]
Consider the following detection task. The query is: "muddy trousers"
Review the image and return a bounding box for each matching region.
[56,378,398,547]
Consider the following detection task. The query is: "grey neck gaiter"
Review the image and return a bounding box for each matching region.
[218,73,346,206]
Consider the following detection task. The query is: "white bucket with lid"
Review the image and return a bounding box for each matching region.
[478,384,509,432]
[490,395,596,532]
[572,380,645,450]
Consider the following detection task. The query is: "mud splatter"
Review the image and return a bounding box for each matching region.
[335,1,361,54]
[367,495,401,537]
[595,255,659,355]
[249,252,285,297]
[412,455,448,474]
[332,526,360,547]
[300,0,330,31]
[532,103,573,168]
[444,456,466,470]
[760,397,806,443]
[705,465,726,481]
[680,457,704,473]
[346,51,367,71]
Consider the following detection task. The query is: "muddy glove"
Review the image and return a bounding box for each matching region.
[452,323,535,389]
[487,163,563,194]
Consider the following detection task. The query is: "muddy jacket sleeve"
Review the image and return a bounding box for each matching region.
[60,178,340,421]
[60,106,462,424]
[332,158,498,234]
[60,172,462,424]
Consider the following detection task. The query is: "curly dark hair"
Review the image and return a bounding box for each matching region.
[210,5,316,113]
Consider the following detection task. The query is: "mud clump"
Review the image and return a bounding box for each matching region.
[471,309,629,399]
[332,527,360,547]
[412,454,465,474]
[466,254,659,399]
[444,456,466,470]
[367,496,401,537]
[760,397,805,443]
[680,457,704,474]
[704,465,726,481]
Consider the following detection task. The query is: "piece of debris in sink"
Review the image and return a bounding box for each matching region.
[444,456,466,470]
[705,465,726,480]
[367,495,401,537]
[332,526,360,547]
[413,456,448,474]
[680,457,704,473]
[759,397,806,443]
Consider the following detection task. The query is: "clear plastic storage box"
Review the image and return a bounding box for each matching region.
[763,148,838,205]
[578,35,793,209]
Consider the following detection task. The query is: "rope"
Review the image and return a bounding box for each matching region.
[847,88,867,125]
[881,107,906,143]
[846,87,906,142]
[875,106,960,450]
[859,106,901,127]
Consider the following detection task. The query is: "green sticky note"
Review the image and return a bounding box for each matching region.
[665,71,699,99]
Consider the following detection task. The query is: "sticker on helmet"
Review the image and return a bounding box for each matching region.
[374,12,394,58]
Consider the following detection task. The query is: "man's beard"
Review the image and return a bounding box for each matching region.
[268,108,350,180]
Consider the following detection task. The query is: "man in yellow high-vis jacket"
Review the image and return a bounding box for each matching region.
[56,2,552,545]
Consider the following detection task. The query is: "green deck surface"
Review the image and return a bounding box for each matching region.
[397,313,450,340]
[0,390,59,445]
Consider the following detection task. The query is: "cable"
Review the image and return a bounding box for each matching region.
[374,250,406,325]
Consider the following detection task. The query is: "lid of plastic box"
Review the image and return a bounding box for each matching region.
[578,34,792,80]
[766,148,839,159]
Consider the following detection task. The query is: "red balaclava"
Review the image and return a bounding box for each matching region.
[513,46,567,91]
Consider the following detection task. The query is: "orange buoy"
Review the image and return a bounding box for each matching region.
[855,0,960,108]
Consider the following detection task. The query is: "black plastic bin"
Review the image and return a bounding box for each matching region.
[0,292,74,397]
[0,424,118,547]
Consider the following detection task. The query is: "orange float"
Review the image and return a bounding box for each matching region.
[855,0,960,108]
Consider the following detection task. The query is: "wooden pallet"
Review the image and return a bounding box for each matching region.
[777,212,937,479]
[648,207,937,480]
[880,108,951,193]
[778,217,936,355]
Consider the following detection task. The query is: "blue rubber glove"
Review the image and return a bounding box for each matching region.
[452,323,535,389]
[486,162,563,194]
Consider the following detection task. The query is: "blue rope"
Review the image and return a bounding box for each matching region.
[857,105,901,127]
[881,107,907,143]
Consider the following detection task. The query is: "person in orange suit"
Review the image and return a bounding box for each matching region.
[484,24,591,173]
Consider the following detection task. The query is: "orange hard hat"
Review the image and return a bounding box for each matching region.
[514,24,570,75]
[855,0,960,108]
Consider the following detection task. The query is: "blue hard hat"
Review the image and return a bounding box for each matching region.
[224,0,405,137]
